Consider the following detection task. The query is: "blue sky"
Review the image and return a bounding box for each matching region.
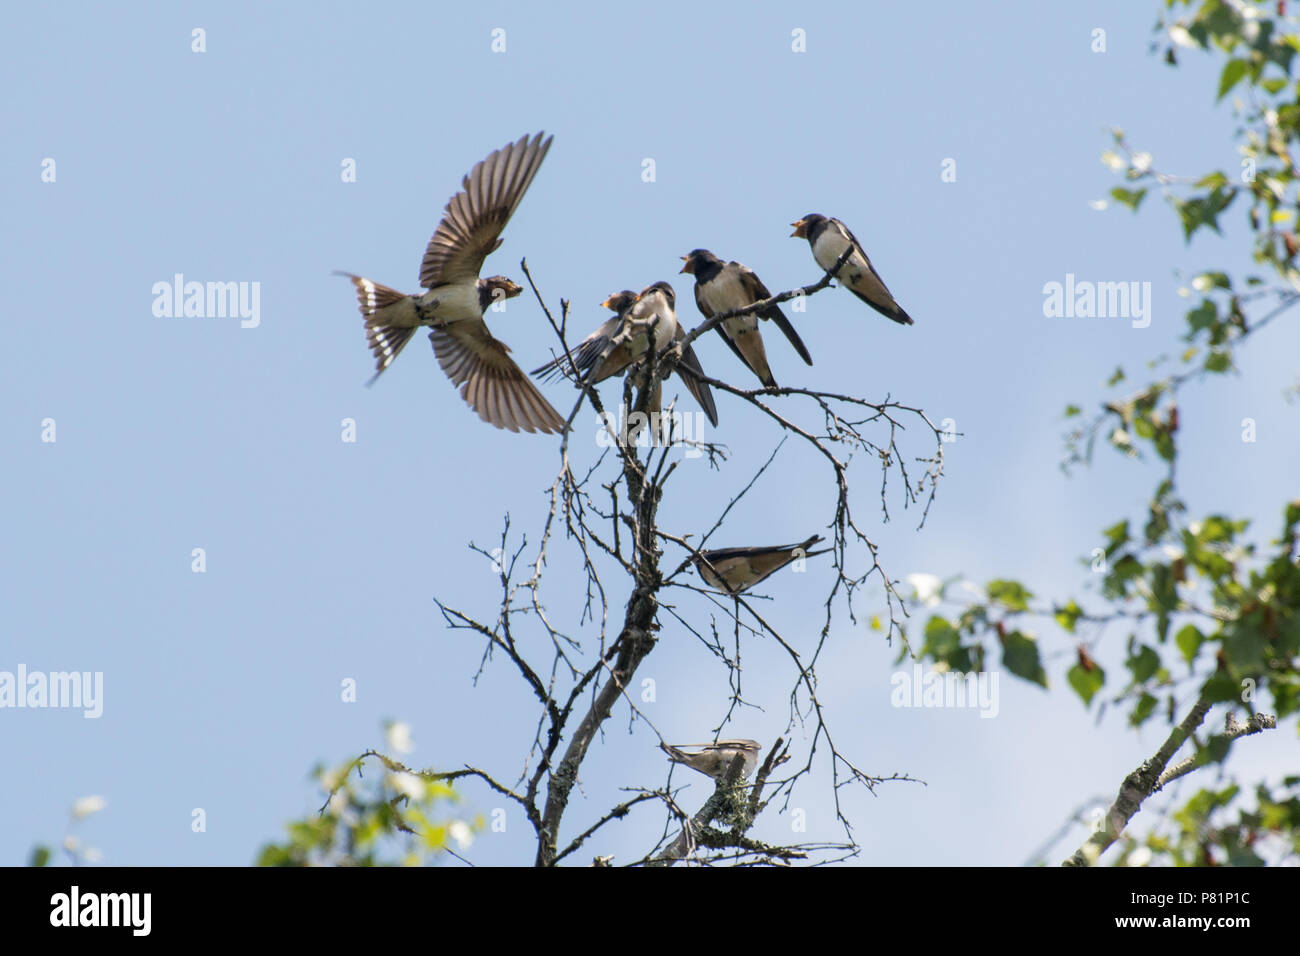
[3,1,1296,866]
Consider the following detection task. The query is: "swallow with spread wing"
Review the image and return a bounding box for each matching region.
[531,290,637,385]
[661,739,764,781]
[791,214,915,326]
[337,132,565,434]
[531,282,719,427]
[680,248,812,388]
[691,534,830,594]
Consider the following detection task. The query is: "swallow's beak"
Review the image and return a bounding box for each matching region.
[600,294,620,310]
[679,255,693,275]
[790,219,808,238]
[506,280,523,298]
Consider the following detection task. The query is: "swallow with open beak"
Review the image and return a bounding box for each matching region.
[531,282,719,427]
[531,290,637,384]
[661,739,763,781]
[336,132,566,434]
[690,534,830,594]
[680,249,812,388]
[790,214,914,326]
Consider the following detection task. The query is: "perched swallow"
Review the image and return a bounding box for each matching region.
[680,249,812,388]
[531,282,719,427]
[661,739,763,781]
[790,214,915,325]
[691,534,830,594]
[337,132,565,434]
[531,291,637,384]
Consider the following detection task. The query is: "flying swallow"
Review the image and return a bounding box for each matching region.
[680,249,813,388]
[661,739,763,781]
[690,534,830,594]
[337,132,566,434]
[790,214,915,326]
[532,282,719,427]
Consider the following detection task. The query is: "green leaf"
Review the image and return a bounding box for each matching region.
[920,616,973,670]
[1110,186,1149,210]
[1176,186,1236,241]
[1201,671,1240,703]
[921,616,960,657]
[1223,625,1268,673]
[987,579,1032,612]
[1129,692,1158,727]
[1217,58,1248,100]
[1103,520,1131,551]
[1055,600,1083,633]
[1068,662,1106,705]
[1175,624,1204,664]
[1199,515,1244,542]
[1193,271,1231,290]
[1204,349,1232,372]
[1127,644,1161,683]
[28,845,50,868]
[1149,564,1177,642]
[1002,631,1048,687]
[1154,430,1177,462]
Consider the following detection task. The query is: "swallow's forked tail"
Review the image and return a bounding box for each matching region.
[659,742,692,765]
[335,271,417,385]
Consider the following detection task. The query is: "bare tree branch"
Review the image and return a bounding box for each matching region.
[1062,698,1277,866]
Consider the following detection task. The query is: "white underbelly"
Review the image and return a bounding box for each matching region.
[414,283,482,325]
[703,273,760,332]
[812,229,853,275]
[626,315,676,355]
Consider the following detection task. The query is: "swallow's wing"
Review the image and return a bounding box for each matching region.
[419,132,553,289]
[589,313,641,383]
[713,739,763,752]
[673,326,719,427]
[698,270,777,387]
[833,220,914,325]
[532,315,622,382]
[691,551,747,592]
[696,541,825,592]
[429,321,566,434]
[833,218,875,275]
[695,279,753,370]
[711,322,752,371]
[698,541,816,562]
[742,548,804,588]
[666,739,762,753]
[737,264,813,365]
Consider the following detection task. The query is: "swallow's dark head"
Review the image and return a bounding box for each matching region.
[639,281,675,309]
[791,214,825,239]
[601,290,638,313]
[679,249,718,275]
[482,275,523,299]
[478,275,523,311]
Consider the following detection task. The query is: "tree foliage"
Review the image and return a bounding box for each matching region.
[917,0,1298,866]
